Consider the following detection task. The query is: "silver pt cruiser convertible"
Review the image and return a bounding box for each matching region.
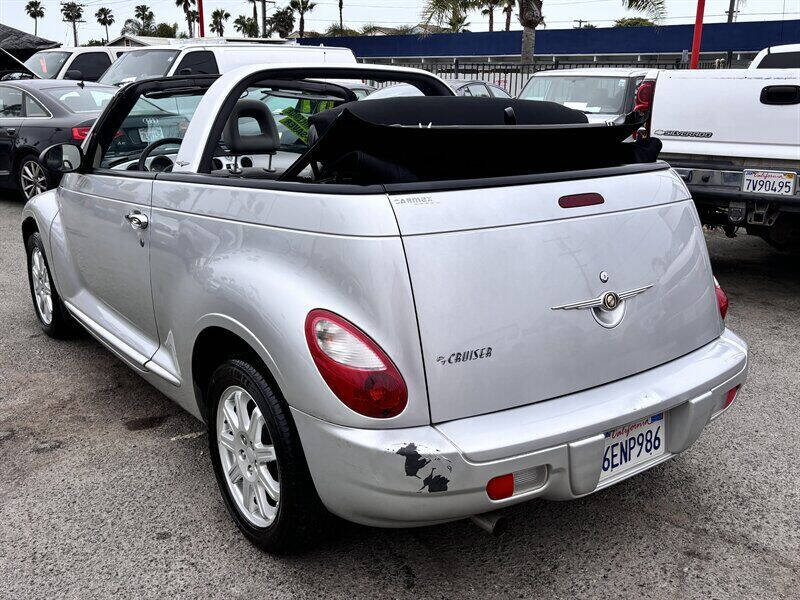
[22,64,748,552]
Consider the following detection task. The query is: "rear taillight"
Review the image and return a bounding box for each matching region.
[633,79,656,139]
[305,309,407,418]
[723,385,740,411]
[71,126,91,141]
[714,277,729,320]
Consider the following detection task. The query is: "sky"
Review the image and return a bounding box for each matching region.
[0,0,797,46]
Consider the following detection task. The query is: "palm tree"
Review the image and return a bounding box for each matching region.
[248,0,259,29]
[266,7,295,38]
[422,1,477,33]
[25,1,45,37]
[502,0,513,31]
[515,0,665,61]
[210,8,230,36]
[122,5,155,36]
[95,7,115,42]
[260,0,269,36]
[233,15,259,37]
[175,0,197,37]
[338,0,344,29]
[481,0,502,32]
[61,2,83,46]
[289,0,316,39]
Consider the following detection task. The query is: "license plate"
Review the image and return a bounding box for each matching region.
[599,413,665,482]
[139,126,164,143]
[742,170,796,196]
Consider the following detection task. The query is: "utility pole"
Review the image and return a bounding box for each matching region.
[60,2,86,46]
[726,0,739,23]
[260,1,275,38]
[573,19,585,28]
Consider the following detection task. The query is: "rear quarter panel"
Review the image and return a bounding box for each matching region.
[148,178,430,428]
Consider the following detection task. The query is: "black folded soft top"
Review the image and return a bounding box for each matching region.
[281,97,659,185]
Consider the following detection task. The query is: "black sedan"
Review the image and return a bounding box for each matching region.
[0,79,115,199]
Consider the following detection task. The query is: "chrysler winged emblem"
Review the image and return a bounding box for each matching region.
[551,284,653,328]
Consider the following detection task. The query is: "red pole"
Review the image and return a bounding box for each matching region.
[197,0,205,37]
[690,0,706,69]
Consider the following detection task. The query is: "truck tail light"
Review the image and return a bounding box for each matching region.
[633,79,656,139]
[71,126,91,141]
[305,309,407,419]
[714,277,729,320]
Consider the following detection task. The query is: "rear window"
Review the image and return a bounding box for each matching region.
[44,87,114,113]
[24,52,70,79]
[520,75,629,114]
[99,50,179,85]
[756,52,800,69]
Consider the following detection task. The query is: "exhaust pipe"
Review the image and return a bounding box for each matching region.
[470,511,508,536]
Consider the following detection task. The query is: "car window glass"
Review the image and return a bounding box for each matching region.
[23,51,70,79]
[99,50,179,85]
[520,76,628,114]
[467,83,491,97]
[0,87,23,118]
[68,53,112,81]
[489,85,511,98]
[100,89,205,169]
[174,51,219,76]
[45,87,114,113]
[352,88,369,99]
[24,94,48,117]
[757,52,800,68]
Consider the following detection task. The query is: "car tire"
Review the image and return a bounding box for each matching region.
[207,358,326,553]
[25,232,74,338]
[17,154,51,201]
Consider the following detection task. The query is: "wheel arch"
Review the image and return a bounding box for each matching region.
[190,320,286,423]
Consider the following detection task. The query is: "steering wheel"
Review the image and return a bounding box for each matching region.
[137,137,183,172]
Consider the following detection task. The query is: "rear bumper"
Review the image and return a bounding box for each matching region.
[670,166,800,210]
[293,329,748,528]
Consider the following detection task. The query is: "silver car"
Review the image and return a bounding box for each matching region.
[22,63,748,553]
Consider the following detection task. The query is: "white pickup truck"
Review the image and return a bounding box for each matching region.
[644,68,800,248]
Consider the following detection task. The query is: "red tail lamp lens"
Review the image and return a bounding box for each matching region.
[486,473,514,500]
[71,126,91,141]
[559,193,604,209]
[634,80,655,113]
[714,277,729,320]
[723,385,740,410]
[305,309,407,419]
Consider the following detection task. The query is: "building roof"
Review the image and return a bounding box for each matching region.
[0,23,58,58]
[297,19,800,59]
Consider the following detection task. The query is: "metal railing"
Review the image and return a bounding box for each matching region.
[363,59,720,96]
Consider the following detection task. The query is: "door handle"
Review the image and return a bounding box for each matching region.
[125,211,148,230]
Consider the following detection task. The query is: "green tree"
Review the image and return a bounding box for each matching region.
[122,5,155,36]
[175,0,197,37]
[614,17,655,26]
[25,1,45,37]
[95,7,115,42]
[61,2,83,46]
[153,22,179,37]
[482,0,502,32]
[289,0,317,38]
[233,15,260,37]
[338,0,344,29]
[266,7,295,38]
[324,24,359,36]
[210,8,231,36]
[422,1,478,33]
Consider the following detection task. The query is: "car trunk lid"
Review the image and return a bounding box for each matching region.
[391,166,723,423]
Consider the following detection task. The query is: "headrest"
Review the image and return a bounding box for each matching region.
[223,99,278,155]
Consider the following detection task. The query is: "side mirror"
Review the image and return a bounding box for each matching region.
[64,69,83,80]
[40,143,83,173]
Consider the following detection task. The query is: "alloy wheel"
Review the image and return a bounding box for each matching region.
[30,247,53,325]
[216,386,280,528]
[20,160,48,199]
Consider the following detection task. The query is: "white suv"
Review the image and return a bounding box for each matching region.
[21,47,128,81]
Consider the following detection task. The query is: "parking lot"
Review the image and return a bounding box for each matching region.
[0,193,798,599]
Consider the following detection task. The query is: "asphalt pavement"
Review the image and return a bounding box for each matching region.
[0,194,798,599]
